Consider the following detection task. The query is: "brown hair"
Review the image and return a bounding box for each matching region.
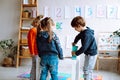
[31,15,44,27]
[38,17,55,43]
[71,16,86,27]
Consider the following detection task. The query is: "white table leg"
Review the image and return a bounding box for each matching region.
[71,56,80,80]
[71,59,76,80]
[76,56,80,80]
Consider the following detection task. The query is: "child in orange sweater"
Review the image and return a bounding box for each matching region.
[27,15,43,80]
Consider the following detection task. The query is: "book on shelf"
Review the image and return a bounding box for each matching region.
[23,0,29,4]
[22,26,31,30]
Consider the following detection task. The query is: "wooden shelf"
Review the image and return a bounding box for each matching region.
[96,32,120,71]
[23,4,37,7]
[99,50,120,52]
[16,0,38,68]
[22,18,35,20]
[21,29,29,33]
[20,43,28,46]
[19,56,32,58]
[98,56,120,59]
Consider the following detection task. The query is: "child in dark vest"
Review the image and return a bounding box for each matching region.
[71,16,98,80]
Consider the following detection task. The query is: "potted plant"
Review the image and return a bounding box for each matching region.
[113,28,120,48]
[113,28,120,37]
[0,39,17,67]
[113,29,120,74]
[113,29,120,62]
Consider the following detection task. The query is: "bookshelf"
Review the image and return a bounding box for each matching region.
[96,32,120,71]
[16,0,38,67]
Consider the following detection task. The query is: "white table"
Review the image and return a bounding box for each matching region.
[64,56,80,80]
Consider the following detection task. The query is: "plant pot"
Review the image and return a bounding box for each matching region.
[2,57,13,67]
[22,12,30,18]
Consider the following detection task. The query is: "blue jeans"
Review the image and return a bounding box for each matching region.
[39,55,58,80]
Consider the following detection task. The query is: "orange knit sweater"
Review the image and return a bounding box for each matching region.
[27,27,38,55]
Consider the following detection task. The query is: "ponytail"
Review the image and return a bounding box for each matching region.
[31,15,44,27]
[40,17,54,43]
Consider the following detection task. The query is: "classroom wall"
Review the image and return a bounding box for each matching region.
[0,0,120,71]
[37,0,120,72]
[38,0,120,56]
[0,0,20,62]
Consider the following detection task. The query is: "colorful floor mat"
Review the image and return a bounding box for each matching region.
[17,71,102,80]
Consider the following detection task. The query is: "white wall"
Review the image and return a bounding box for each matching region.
[38,0,120,56]
[37,0,120,71]
[0,0,119,71]
[0,0,20,62]
[38,0,120,33]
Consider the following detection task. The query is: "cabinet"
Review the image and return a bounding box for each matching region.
[96,32,120,71]
[118,50,120,74]
[16,0,38,67]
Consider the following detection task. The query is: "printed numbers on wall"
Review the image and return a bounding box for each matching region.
[107,5,117,18]
[55,7,63,19]
[96,5,106,18]
[85,6,93,18]
[74,6,81,17]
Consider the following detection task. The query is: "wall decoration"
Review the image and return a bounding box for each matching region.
[117,6,120,19]
[96,5,106,18]
[42,5,120,20]
[56,22,63,30]
[65,6,71,19]
[55,7,63,19]
[74,6,81,17]
[85,5,93,18]
[44,6,49,17]
[98,32,120,50]
[107,5,117,18]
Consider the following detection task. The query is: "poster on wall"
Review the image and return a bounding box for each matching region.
[107,5,117,19]
[117,6,120,19]
[65,6,71,19]
[56,22,63,30]
[44,6,49,17]
[85,5,93,18]
[55,7,64,20]
[74,6,81,17]
[96,5,106,18]
[98,32,120,50]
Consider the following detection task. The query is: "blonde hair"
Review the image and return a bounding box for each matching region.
[31,15,44,27]
[38,17,55,42]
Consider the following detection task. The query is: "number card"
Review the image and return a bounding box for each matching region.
[55,7,63,19]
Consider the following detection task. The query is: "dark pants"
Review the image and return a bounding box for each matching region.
[30,56,37,80]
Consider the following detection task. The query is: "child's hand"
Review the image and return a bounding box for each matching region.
[71,51,76,56]
[72,42,76,46]
[58,55,64,60]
